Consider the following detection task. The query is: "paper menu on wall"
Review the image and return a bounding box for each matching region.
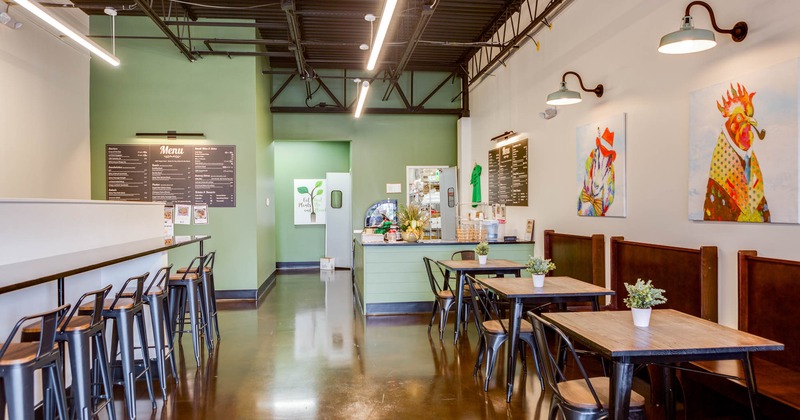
[174,204,192,225]
[194,204,208,224]
[164,205,175,236]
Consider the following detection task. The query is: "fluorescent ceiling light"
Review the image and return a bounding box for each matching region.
[354,81,370,118]
[15,0,120,66]
[366,0,397,71]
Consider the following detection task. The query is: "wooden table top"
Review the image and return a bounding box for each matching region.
[475,276,615,299]
[437,259,526,271]
[542,309,784,359]
[0,235,210,295]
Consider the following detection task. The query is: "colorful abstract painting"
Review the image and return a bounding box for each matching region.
[576,113,627,217]
[688,59,799,223]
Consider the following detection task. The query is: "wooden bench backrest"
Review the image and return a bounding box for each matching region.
[739,250,800,370]
[543,230,605,288]
[610,237,718,322]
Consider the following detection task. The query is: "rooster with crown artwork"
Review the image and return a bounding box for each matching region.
[703,83,769,222]
[577,127,616,216]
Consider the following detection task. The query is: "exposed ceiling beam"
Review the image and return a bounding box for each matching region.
[180,3,198,21]
[193,51,295,58]
[456,0,525,65]
[467,0,569,86]
[132,0,195,62]
[393,0,438,76]
[163,21,285,30]
[270,107,462,115]
[281,0,313,79]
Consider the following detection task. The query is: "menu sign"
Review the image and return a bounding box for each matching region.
[106,144,236,207]
[194,146,236,206]
[152,145,194,203]
[106,145,151,201]
[488,138,528,206]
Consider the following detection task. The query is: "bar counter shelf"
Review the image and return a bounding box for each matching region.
[353,237,534,315]
[0,235,210,297]
[359,239,535,246]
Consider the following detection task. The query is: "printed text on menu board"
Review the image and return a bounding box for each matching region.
[106,144,236,207]
[488,138,528,206]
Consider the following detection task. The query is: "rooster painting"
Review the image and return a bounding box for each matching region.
[703,83,769,222]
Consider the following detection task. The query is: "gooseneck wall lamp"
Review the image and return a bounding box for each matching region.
[658,1,748,54]
[546,71,603,106]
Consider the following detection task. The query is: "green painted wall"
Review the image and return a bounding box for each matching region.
[89,17,274,291]
[274,141,350,262]
[274,114,458,236]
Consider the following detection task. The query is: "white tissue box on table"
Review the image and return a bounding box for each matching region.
[320,257,335,270]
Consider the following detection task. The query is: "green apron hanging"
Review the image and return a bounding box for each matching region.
[470,164,482,208]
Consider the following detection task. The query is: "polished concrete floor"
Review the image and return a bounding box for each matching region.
[111,270,686,419]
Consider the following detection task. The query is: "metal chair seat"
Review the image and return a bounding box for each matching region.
[0,343,41,365]
[557,377,646,410]
[483,318,534,334]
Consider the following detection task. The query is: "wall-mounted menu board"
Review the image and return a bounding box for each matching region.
[106,144,235,207]
[488,138,528,206]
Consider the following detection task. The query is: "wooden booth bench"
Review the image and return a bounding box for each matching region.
[680,251,800,419]
[543,230,605,310]
[609,237,719,411]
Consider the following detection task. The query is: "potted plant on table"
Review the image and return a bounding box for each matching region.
[623,279,667,327]
[474,242,490,264]
[526,256,555,287]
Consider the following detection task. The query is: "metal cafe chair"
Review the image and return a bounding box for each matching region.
[0,304,70,420]
[528,312,645,420]
[422,257,457,341]
[465,274,541,391]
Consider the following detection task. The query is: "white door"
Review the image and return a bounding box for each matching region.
[325,172,352,268]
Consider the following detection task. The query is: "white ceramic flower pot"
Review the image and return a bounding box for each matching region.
[478,255,488,264]
[532,274,545,288]
[631,307,652,327]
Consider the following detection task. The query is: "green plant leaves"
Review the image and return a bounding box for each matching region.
[314,180,323,188]
[297,186,309,194]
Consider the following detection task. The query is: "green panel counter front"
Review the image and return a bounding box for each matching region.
[353,238,534,315]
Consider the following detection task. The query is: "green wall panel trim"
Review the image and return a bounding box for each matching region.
[354,241,366,313]
[358,242,534,305]
[89,16,265,290]
[274,141,350,262]
[274,113,457,231]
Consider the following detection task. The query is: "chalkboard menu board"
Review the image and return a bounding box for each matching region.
[488,138,528,206]
[106,144,236,207]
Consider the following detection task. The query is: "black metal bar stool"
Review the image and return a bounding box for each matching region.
[178,251,220,341]
[21,285,116,420]
[80,273,156,419]
[123,265,179,401]
[0,304,70,420]
[169,255,211,366]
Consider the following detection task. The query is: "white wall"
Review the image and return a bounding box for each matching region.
[0,4,91,198]
[467,0,800,327]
